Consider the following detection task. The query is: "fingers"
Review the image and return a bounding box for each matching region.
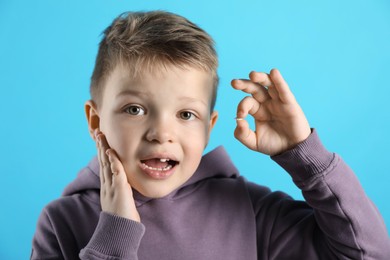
[269,69,295,103]
[249,71,273,87]
[94,131,140,222]
[232,69,296,104]
[234,96,268,151]
[95,134,104,188]
[95,130,112,186]
[236,96,268,121]
[231,78,270,103]
[234,118,257,151]
[96,131,129,186]
[106,149,128,186]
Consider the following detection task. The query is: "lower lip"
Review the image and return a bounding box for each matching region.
[139,163,176,180]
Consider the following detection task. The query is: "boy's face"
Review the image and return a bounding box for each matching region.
[87,64,218,198]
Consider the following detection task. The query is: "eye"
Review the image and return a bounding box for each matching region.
[180,111,195,120]
[124,105,145,116]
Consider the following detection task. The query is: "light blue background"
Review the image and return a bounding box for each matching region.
[1,0,389,258]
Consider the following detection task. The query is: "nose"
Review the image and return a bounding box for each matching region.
[145,116,174,143]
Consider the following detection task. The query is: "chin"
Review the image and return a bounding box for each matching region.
[135,184,175,199]
[126,174,174,198]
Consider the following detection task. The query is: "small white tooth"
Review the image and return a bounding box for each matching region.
[141,163,172,172]
[160,158,169,162]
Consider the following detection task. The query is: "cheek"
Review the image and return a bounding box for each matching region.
[105,131,125,155]
[201,121,212,144]
[182,126,209,157]
[103,121,137,157]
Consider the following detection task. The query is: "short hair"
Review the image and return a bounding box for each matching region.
[90,11,219,112]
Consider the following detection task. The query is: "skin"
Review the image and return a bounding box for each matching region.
[232,69,311,156]
[85,64,218,221]
[86,66,311,222]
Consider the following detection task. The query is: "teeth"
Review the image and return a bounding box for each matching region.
[160,158,169,162]
[141,163,172,171]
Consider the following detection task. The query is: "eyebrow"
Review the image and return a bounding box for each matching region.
[116,89,149,99]
[178,96,208,107]
[116,89,208,107]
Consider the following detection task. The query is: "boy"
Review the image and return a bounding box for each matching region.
[31,11,390,259]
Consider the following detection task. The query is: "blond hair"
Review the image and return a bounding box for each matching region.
[90,11,219,111]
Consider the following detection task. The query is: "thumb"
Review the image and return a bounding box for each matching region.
[234,118,257,151]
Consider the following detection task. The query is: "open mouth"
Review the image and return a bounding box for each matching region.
[140,158,179,172]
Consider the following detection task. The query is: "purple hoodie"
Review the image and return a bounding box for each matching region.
[31,130,390,259]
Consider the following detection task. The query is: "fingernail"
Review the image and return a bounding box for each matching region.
[235,117,245,121]
[106,149,112,160]
[94,129,99,138]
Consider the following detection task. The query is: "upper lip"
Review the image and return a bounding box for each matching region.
[140,152,179,162]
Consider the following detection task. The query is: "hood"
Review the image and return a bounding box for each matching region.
[62,146,239,202]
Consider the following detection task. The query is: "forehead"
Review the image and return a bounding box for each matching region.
[103,63,214,100]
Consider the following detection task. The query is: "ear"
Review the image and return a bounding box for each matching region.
[85,100,100,141]
[207,110,219,141]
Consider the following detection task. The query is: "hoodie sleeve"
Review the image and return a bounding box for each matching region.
[32,206,145,260]
[253,129,390,259]
[79,212,145,260]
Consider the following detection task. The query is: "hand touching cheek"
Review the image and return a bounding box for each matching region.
[96,130,140,222]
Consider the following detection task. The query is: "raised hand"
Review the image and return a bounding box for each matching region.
[231,69,311,156]
[95,130,141,222]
